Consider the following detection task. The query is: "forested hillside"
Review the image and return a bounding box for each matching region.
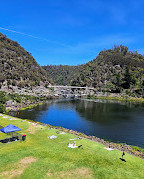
[1,32,144,98]
[42,65,80,85]
[0,32,51,89]
[43,45,144,97]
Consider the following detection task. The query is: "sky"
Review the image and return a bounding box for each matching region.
[0,0,144,66]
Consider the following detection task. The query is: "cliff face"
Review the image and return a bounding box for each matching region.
[0,32,51,89]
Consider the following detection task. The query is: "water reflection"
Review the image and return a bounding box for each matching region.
[75,100,134,124]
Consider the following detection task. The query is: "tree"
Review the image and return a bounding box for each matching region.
[0,104,6,113]
[122,67,132,89]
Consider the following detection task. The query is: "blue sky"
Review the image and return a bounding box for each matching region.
[0,0,144,65]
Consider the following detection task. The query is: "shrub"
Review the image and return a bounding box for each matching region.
[0,104,6,113]
[12,80,17,86]
[0,92,7,104]
[15,96,21,103]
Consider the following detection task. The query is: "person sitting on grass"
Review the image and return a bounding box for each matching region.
[68,141,83,149]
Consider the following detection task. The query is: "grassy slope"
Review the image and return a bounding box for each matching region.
[0,114,144,179]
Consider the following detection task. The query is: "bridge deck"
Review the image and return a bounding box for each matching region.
[48,86,95,90]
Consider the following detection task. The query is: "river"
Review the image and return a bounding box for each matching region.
[9,99,144,148]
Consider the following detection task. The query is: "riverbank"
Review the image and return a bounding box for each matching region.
[55,126,144,159]
[5,95,60,112]
[0,89,58,113]
[87,94,144,103]
[0,114,144,178]
[7,98,144,154]
[1,113,144,158]
[2,86,144,113]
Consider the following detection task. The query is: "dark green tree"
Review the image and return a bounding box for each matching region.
[0,104,5,113]
[122,67,132,89]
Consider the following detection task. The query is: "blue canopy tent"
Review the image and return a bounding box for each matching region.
[0,124,21,133]
[0,124,22,143]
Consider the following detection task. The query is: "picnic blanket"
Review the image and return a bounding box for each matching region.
[59,132,65,134]
[69,137,81,140]
[47,135,57,139]
[2,116,8,119]
[104,147,114,151]
[56,131,65,134]
[68,144,78,149]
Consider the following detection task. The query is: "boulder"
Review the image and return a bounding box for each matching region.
[6,100,17,107]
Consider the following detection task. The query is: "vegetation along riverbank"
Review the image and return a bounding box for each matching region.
[88,94,144,103]
[0,113,144,179]
[0,89,57,113]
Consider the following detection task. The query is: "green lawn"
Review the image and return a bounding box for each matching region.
[0,114,144,179]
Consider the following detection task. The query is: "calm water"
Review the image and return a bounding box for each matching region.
[9,99,144,148]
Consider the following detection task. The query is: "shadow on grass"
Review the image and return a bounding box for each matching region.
[120,158,126,162]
